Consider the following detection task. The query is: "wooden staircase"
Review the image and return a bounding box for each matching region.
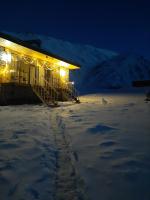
[31,76,59,106]
[31,77,80,106]
[0,75,80,106]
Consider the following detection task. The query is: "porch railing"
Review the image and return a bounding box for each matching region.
[31,76,59,106]
[0,75,80,105]
[61,82,80,103]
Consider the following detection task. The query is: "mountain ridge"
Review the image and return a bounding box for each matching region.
[85,53,150,90]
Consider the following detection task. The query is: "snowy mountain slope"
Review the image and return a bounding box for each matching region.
[3,31,117,85]
[3,32,116,67]
[85,53,150,90]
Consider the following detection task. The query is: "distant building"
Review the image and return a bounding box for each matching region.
[0,33,80,106]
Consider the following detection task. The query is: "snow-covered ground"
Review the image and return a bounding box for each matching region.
[0,91,150,200]
[56,92,150,200]
[0,105,56,200]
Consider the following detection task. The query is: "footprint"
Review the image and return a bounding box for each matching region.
[99,141,117,147]
[15,130,27,135]
[69,110,74,113]
[88,124,116,134]
[0,162,14,171]
[121,108,128,111]
[124,103,136,107]
[0,143,18,149]
[112,159,145,170]
[74,118,82,122]
[100,148,128,160]
[70,115,80,118]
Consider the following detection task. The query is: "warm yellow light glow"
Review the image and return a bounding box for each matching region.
[58,61,70,68]
[5,40,11,46]
[9,69,15,73]
[0,52,11,63]
[0,37,80,69]
[7,53,12,62]
[1,65,9,74]
[60,68,66,77]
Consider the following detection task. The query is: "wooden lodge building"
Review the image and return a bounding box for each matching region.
[0,32,80,106]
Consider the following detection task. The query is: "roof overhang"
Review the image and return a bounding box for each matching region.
[0,33,80,70]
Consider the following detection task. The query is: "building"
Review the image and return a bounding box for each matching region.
[0,32,80,106]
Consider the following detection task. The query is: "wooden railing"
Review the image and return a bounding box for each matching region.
[61,82,80,103]
[31,76,59,106]
[0,74,80,105]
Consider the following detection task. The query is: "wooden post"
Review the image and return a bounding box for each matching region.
[18,61,21,84]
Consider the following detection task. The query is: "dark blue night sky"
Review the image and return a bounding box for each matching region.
[0,0,150,58]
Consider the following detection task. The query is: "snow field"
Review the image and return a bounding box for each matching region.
[0,92,150,200]
[56,93,150,200]
[0,105,56,200]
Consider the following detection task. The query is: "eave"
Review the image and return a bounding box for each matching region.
[0,32,80,70]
